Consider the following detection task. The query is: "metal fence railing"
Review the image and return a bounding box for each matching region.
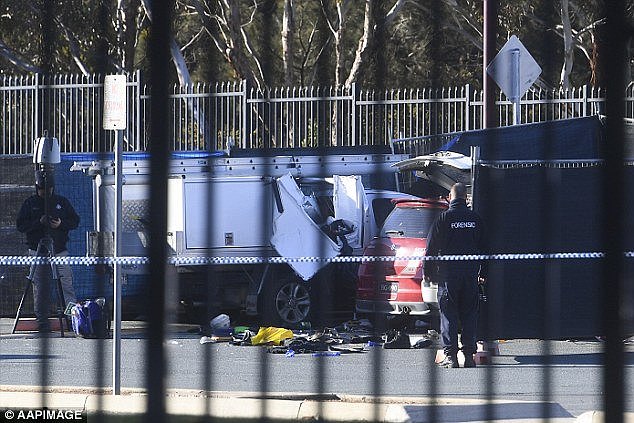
[0,73,142,154]
[1,72,613,154]
[0,2,633,423]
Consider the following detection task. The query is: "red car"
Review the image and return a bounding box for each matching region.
[356,198,448,325]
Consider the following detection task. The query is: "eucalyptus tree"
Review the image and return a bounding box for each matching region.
[0,0,618,90]
[0,0,143,75]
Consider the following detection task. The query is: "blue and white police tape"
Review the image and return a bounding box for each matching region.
[0,251,632,266]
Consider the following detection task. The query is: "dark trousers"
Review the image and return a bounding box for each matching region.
[30,249,76,326]
[437,274,479,356]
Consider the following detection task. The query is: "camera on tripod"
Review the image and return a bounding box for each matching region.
[33,132,60,189]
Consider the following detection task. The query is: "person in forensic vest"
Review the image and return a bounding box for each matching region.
[424,182,487,368]
[16,170,80,333]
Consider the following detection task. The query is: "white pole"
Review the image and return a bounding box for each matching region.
[113,129,123,395]
[511,48,521,125]
[103,74,126,396]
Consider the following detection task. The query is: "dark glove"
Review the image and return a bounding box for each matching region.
[478,283,487,302]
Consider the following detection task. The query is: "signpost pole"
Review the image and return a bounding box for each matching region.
[511,48,521,125]
[103,74,127,396]
[483,0,498,129]
[113,129,123,396]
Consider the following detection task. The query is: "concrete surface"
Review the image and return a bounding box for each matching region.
[0,388,583,422]
[0,385,633,422]
[1,318,632,422]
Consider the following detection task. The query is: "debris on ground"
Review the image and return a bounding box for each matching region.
[199,316,441,355]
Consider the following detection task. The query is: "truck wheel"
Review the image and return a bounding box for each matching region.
[260,275,311,327]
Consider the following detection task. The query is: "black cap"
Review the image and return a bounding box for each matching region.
[35,170,54,188]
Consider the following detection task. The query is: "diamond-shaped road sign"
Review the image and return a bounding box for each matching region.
[486,35,542,100]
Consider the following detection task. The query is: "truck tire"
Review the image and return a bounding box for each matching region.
[260,273,312,328]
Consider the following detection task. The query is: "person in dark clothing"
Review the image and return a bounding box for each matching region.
[16,171,80,331]
[424,182,487,368]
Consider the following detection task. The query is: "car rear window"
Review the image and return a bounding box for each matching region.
[380,206,443,238]
[371,198,397,230]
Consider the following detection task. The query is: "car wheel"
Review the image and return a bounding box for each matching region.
[260,274,311,327]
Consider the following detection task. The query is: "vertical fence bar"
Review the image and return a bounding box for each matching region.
[34,73,40,141]
[602,3,627,422]
[135,70,141,151]
[146,1,173,422]
[248,84,252,148]
[68,75,73,152]
[8,76,13,154]
[241,80,247,148]
[1,77,4,153]
[80,75,85,152]
[464,84,470,132]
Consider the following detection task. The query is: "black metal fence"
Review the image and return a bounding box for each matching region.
[0,2,632,423]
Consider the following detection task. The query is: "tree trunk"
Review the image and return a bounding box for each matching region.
[333,2,348,89]
[116,0,126,72]
[560,0,574,89]
[282,0,295,86]
[223,0,265,90]
[344,0,373,89]
[123,0,141,73]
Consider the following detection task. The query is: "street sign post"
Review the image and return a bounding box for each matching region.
[103,74,126,396]
[486,35,542,125]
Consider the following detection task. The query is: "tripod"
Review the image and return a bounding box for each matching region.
[12,235,69,336]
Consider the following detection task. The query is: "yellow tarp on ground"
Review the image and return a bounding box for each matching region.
[251,327,294,346]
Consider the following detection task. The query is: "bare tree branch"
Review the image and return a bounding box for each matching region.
[439,0,482,38]
[528,10,605,85]
[381,0,406,28]
[181,27,206,51]
[318,0,356,87]
[27,2,92,75]
[189,0,229,54]
[318,0,337,36]
[241,0,259,27]
[344,0,406,88]
[297,19,321,85]
[236,7,266,87]
[0,39,41,73]
[141,0,192,85]
[198,0,264,90]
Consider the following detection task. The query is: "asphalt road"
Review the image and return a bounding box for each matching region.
[0,320,633,421]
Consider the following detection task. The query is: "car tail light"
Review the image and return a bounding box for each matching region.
[360,244,397,278]
[394,247,425,277]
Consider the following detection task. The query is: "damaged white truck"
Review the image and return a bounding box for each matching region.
[72,147,415,327]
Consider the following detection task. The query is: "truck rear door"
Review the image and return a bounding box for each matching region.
[270,174,340,281]
[394,151,472,190]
